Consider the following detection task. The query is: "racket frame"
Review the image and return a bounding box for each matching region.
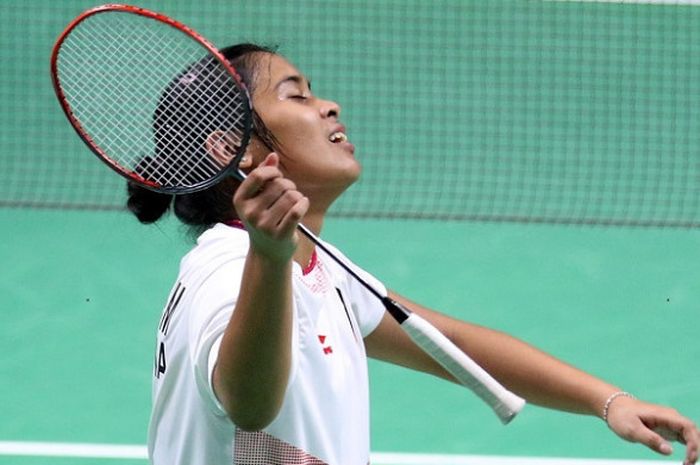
[50,3,253,193]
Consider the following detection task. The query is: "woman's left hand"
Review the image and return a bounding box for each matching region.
[605,395,699,464]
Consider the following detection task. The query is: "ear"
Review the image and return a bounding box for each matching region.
[205,130,251,168]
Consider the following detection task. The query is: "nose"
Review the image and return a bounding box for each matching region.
[319,98,340,119]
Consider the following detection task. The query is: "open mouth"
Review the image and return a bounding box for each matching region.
[329,131,348,144]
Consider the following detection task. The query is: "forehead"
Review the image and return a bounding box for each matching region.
[253,53,307,93]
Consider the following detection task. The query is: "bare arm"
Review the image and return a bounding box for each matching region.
[365,292,618,414]
[365,291,699,463]
[212,153,309,431]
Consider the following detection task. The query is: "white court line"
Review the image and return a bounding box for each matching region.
[0,441,676,464]
[0,441,146,459]
[372,452,674,465]
[549,0,700,4]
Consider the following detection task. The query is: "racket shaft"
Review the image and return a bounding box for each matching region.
[401,312,526,424]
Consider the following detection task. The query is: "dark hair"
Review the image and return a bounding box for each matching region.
[126,43,278,236]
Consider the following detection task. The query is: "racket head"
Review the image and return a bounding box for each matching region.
[51,4,253,194]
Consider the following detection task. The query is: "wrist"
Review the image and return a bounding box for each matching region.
[602,391,635,424]
[248,234,298,264]
[249,245,296,269]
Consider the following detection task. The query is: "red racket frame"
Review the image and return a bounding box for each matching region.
[50,3,252,191]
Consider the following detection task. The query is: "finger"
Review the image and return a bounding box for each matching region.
[237,168,281,199]
[641,433,673,455]
[240,176,299,227]
[638,429,674,456]
[241,175,296,209]
[260,178,299,210]
[261,152,279,168]
[258,188,306,234]
[680,422,699,464]
[237,179,294,228]
[235,158,283,200]
[277,194,309,238]
[648,414,698,447]
[679,420,700,447]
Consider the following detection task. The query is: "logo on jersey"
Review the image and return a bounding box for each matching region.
[318,335,333,355]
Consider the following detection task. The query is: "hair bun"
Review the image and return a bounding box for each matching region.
[126,180,173,223]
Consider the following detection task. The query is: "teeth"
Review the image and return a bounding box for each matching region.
[329,132,347,143]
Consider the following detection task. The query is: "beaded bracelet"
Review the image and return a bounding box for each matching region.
[602,391,635,423]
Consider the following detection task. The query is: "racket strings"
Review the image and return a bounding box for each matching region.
[147,56,248,187]
[55,10,250,190]
[59,39,154,151]
[59,17,182,166]
[150,57,247,185]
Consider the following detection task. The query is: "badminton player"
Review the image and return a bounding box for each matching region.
[128,43,699,465]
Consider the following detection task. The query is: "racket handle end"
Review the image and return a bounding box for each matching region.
[494,393,526,424]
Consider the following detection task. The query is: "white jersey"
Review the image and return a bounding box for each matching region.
[147,223,386,465]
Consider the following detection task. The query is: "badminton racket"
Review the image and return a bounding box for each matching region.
[50,3,525,423]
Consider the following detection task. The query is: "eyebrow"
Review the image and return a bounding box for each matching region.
[274,74,311,91]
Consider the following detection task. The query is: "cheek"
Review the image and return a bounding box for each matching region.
[266,110,321,150]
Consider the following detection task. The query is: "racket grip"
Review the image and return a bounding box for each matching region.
[385,298,525,424]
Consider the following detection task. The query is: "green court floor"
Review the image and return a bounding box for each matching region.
[1,209,698,464]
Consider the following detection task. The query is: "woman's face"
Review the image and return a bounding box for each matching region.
[248,53,361,201]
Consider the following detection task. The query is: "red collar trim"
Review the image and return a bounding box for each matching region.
[224,220,318,275]
[224,219,246,230]
[302,250,318,276]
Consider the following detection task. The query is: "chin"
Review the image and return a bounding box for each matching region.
[342,161,362,185]
[324,165,361,200]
